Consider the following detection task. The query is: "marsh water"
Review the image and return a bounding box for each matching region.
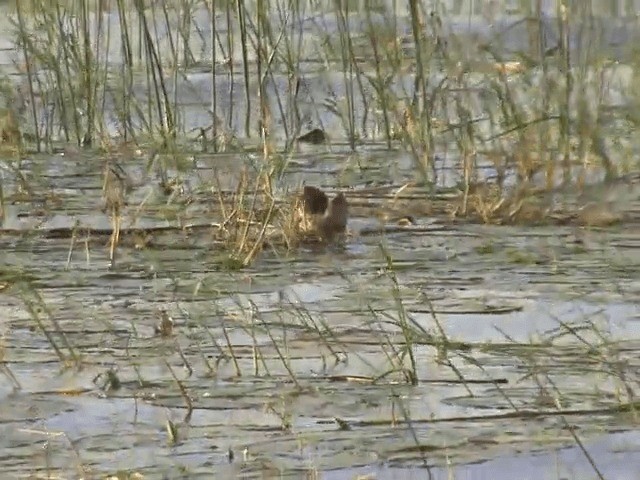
[1,2,640,479]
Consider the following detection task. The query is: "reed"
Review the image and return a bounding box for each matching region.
[6,0,631,190]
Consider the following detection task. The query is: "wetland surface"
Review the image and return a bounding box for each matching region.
[0,1,639,479]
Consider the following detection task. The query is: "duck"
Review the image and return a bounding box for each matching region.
[296,128,328,145]
[300,185,348,241]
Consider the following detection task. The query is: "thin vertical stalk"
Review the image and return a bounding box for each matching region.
[210,0,218,151]
[15,0,41,151]
[333,1,356,149]
[180,0,194,67]
[135,0,175,140]
[54,3,80,143]
[158,0,180,137]
[226,1,235,130]
[532,0,554,190]
[161,0,179,67]
[80,0,94,145]
[237,0,251,137]
[274,0,300,147]
[364,7,391,149]
[408,0,427,114]
[93,0,108,142]
[117,0,134,141]
[285,0,304,150]
[172,2,181,137]
[256,0,268,157]
[558,0,572,185]
[253,6,292,150]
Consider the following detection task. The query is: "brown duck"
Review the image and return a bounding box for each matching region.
[301,185,348,241]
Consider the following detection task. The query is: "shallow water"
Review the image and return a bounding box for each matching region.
[0,2,640,479]
[0,145,639,479]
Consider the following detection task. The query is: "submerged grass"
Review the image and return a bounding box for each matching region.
[1,219,638,478]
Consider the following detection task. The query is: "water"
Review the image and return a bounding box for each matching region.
[0,2,639,479]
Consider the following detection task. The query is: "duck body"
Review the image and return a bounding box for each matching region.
[301,186,348,241]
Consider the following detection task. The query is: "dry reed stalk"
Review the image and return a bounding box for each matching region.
[102,160,128,267]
